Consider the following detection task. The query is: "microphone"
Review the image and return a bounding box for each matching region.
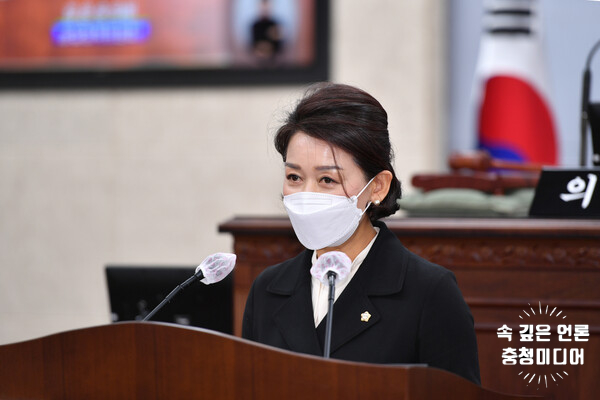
[310,251,351,358]
[142,253,236,322]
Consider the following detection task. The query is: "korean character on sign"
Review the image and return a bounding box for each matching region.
[519,324,534,342]
[574,325,590,342]
[497,324,513,341]
[518,347,534,365]
[502,347,518,365]
[535,324,551,342]
[536,348,550,365]
[559,173,598,209]
[558,324,572,342]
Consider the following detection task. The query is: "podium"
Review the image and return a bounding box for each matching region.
[0,322,541,400]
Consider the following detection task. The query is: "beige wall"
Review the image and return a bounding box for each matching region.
[0,0,446,345]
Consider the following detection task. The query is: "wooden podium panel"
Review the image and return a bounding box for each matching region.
[0,322,538,400]
[219,216,600,400]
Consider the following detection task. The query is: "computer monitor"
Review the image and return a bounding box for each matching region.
[105,266,232,334]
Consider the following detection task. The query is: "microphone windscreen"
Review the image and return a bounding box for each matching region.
[195,253,236,284]
[310,251,352,285]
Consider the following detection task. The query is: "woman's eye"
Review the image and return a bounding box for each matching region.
[320,176,336,184]
[286,174,301,182]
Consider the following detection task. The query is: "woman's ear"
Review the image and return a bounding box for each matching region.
[371,170,393,204]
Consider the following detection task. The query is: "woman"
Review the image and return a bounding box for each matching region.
[242,83,480,385]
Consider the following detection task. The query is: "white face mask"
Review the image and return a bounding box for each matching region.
[283,178,374,250]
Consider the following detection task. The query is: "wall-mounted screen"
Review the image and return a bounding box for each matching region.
[0,0,329,87]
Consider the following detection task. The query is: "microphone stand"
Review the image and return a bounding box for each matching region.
[142,270,203,322]
[323,271,336,359]
[580,38,600,166]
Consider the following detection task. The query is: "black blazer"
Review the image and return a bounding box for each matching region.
[242,221,481,385]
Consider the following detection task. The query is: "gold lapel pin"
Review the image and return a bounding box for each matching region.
[360,311,371,322]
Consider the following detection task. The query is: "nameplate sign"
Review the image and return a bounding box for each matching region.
[529,168,600,217]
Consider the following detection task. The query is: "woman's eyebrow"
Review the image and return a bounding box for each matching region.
[285,162,342,171]
[315,165,342,171]
[284,162,301,170]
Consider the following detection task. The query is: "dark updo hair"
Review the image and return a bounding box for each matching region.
[274,82,402,221]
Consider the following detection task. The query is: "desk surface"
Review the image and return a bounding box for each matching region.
[220,216,600,237]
